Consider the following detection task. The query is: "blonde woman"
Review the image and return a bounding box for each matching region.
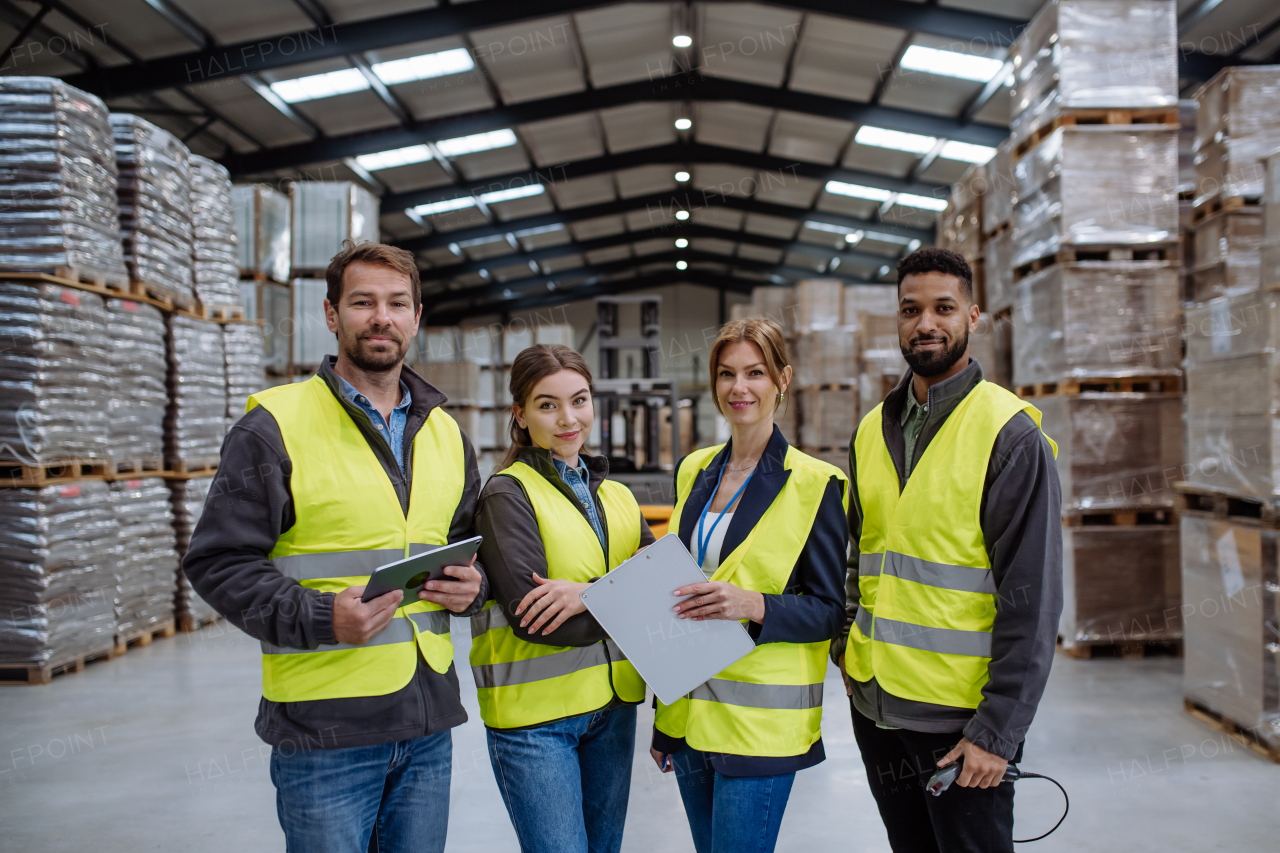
[650,318,848,853]
[470,344,654,853]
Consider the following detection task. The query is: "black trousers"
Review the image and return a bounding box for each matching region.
[850,700,1019,853]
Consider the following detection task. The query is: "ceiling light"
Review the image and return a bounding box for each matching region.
[899,45,1006,83]
[434,129,519,158]
[673,34,693,48]
[878,265,891,277]
[479,184,545,204]
[354,144,433,171]
[674,171,690,182]
[845,231,864,244]
[675,238,689,248]
[674,118,692,130]
[908,239,922,251]
[270,67,369,103]
[940,140,997,164]
[804,220,856,236]
[372,48,475,86]
[675,210,690,220]
[409,197,476,217]
[824,181,892,202]
[513,224,565,238]
[894,193,949,211]
[676,260,688,270]
[854,126,938,155]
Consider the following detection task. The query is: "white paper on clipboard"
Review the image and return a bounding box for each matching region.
[579,533,756,705]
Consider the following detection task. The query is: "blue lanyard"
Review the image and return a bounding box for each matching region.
[696,458,753,568]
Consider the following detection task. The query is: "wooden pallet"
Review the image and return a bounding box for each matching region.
[1063,508,1175,527]
[113,620,176,656]
[1013,244,1179,281]
[803,383,857,392]
[180,302,247,323]
[106,457,164,478]
[0,645,117,686]
[1184,699,1280,765]
[1057,637,1182,660]
[1013,107,1180,159]
[1016,375,1181,399]
[178,612,222,633]
[1175,483,1280,529]
[1192,195,1262,225]
[0,459,108,487]
[162,459,220,478]
[982,220,1012,241]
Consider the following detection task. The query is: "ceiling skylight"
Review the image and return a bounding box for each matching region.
[899,45,1006,83]
[824,181,893,202]
[354,145,433,171]
[894,193,949,211]
[939,140,997,164]
[479,184,546,204]
[410,197,476,217]
[854,126,938,155]
[372,48,475,85]
[434,129,519,157]
[270,67,369,103]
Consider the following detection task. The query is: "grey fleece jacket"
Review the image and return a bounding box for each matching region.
[182,356,488,750]
[834,358,1063,761]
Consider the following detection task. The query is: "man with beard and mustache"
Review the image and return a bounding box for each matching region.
[184,241,487,853]
[833,248,1062,853]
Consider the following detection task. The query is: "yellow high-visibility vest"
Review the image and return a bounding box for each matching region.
[654,445,848,757]
[845,380,1056,708]
[248,374,465,703]
[469,460,645,729]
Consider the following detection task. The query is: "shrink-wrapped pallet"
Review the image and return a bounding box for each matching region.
[937,197,982,265]
[795,328,857,387]
[1011,261,1181,386]
[446,407,482,449]
[223,323,265,427]
[291,278,332,367]
[858,312,907,416]
[105,298,166,465]
[1180,515,1280,752]
[0,282,110,464]
[972,311,1014,391]
[109,478,177,639]
[232,184,291,283]
[751,286,794,334]
[1192,66,1280,205]
[1009,0,1178,142]
[983,228,1015,313]
[1038,393,1183,510]
[794,279,844,333]
[415,360,482,406]
[842,284,897,323]
[169,476,218,630]
[110,114,194,306]
[774,397,798,447]
[1182,291,1280,498]
[983,139,1016,235]
[0,77,128,285]
[1265,148,1280,245]
[1178,98,1198,197]
[1014,126,1179,265]
[291,181,379,271]
[799,387,857,449]
[189,155,241,309]
[1060,521,1181,648]
[1189,208,1264,302]
[165,315,226,469]
[0,481,119,665]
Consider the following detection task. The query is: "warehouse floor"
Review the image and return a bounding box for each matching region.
[1,622,1274,853]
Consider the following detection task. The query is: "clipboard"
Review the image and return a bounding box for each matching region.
[579,533,755,705]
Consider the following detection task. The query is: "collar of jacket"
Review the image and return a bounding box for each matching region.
[677,423,793,564]
[883,357,985,426]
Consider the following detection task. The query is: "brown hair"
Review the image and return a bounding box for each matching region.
[708,318,791,418]
[325,240,421,312]
[500,344,594,470]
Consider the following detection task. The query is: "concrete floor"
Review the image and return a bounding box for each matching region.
[1,620,1276,852]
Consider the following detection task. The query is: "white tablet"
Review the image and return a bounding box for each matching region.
[579,533,755,705]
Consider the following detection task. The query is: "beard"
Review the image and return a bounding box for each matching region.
[901,326,969,378]
[338,322,407,373]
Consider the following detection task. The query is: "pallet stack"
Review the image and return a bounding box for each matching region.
[170,477,219,633]
[1003,0,1184,657]
[108,478,180,653]
[189,155,243,317]
[105,298,167,474]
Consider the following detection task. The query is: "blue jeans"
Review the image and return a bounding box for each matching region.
[270,731,452,853]
[672,747,796,853]
[486,703,637,853]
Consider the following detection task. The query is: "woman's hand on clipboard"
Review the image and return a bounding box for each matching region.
[671,581,766,624]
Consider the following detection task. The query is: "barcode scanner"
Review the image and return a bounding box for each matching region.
[925,758,1069,843]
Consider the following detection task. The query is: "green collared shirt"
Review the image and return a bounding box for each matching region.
[899,385,929,478]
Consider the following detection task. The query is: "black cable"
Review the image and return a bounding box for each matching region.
[1012,772,1069,843]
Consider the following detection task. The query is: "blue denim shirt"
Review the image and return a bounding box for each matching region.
[335,374,412,474]
[552,456,605,550]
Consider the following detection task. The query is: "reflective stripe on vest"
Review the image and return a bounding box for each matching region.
[654,443,848,758]
[468,461,645,729]
[846,380,1056,709]
[248,375,466,703]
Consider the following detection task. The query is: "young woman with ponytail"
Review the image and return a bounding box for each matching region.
[469,343,654,853]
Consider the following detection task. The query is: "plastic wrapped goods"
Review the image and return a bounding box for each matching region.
[774,397,798,446]
[1013,126,1179,265]
[937,196,982,265]
[858,312,906,417]
[1192,66,1280,205]
[109,478,177,639]
[1180,515,1280,753]
[794,280,844,333]
[0,481,119,665]
[983,140,1016,235]
[291,181,379,271]
[105,298,166,465]
[169,476,218,630]
[1060,521,1181,649]
[415,360,482,406]
[1038,393,1183,510]
[110,114,194,306]
[291,278,333,368]
[1265,149,1280,245]
[223,323,265,427]
[232,184,291,283]
[799,387,857,449]
[1009,0,1178,141]
[750,286,795,334]
[795,328,858,387]
[0,77,128,285]
[165,315,227,468]
[189,155,241,309]
[0,282,110,464]
[1011,261,1181,386]
[1183,291,1280,498]
[1189,209,1264,302]
[983,228,1015,313]
[842,284,897,322]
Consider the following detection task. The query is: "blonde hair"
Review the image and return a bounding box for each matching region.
[500,344,593,470]
[708,317,791,418]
